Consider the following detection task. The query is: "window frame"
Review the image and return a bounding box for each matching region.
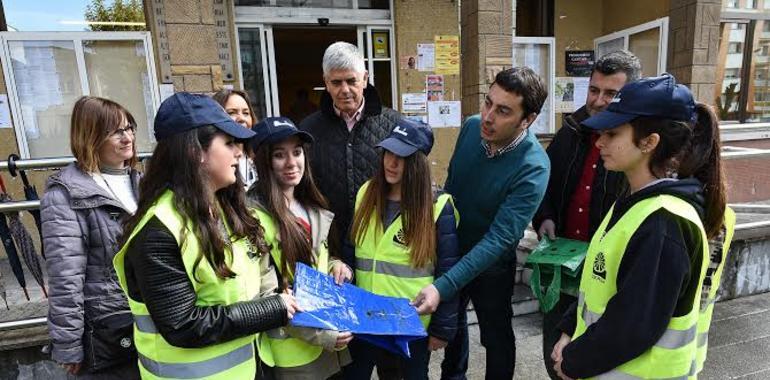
[717,14,770,125]
[593,17,670,76]
[0,31,161,159]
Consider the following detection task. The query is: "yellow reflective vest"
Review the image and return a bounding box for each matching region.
[695,207,736,374]
[573,195,709,379]
[114,190,261,379]
[253,207,330,368]
[353,181,458,328]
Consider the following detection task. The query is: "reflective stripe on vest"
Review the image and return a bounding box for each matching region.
[352,180,459,328]
[573,195,709,379]
[695,207,736,374]
[138,342,255,379]
[252,207,328,368]
[113,190,260,380]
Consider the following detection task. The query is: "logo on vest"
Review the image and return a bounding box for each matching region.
[120,337,132,348]
[592,252,607,281]
[392,229,408,247]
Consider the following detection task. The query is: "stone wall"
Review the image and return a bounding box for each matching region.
[667,0,722,104]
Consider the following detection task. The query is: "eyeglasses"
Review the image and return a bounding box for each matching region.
[109,124,136,140]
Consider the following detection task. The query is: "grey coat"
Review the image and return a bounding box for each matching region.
[41,163,140,365]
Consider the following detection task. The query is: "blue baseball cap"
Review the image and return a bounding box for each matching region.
[377,118,434,157]
[582,73,696,130]
[251,116,314,147]
[153,92,255,141]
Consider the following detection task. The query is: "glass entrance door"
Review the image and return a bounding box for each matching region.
[237,23,397,122]
[237,25,278,119]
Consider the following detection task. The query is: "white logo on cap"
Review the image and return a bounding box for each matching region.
[273,120,293,128]
[611,94,622,103]
[394,126,409,136]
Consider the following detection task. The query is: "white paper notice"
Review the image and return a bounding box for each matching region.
[0,95,11,128]
[417,43,435,72]
[160,84,176,102]
[427,101,461,128]
[572,77,590,112]
[402,93,427,113]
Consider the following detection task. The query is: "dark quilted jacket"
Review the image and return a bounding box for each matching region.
[41,163,140,364]
[299,85,400,248]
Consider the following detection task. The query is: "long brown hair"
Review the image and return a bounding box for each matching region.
[350,151,436,268]
[250,137,329,279]
[122,126,270,281]
[70,96,138,172]
[630,103,726,238]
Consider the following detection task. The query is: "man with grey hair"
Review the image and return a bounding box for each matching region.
[299,41,400,260]
[532,49,641,379]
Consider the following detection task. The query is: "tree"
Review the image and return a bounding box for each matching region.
[84,0,145,32]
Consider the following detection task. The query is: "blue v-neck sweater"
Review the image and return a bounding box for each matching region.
[435,115,550,299]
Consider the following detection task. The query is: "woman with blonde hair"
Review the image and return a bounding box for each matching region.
[42,96,141,378]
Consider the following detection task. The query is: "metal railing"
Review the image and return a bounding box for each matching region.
[0,154,150,333]
[2,149,770,333]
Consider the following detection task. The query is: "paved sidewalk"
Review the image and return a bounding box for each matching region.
[428,291,770,379]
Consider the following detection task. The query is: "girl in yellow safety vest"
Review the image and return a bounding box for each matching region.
[551,74,728,380]
[115,93,299,380]
[344,118,461,380]
[246,116,354,380]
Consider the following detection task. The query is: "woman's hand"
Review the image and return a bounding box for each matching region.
[335,331,353,349]
[428,336,448,351]
[330,262,353,285]
[552,333,573,380]
[62,363,82,375]
[551,332,571,363]
[279,292,300,320]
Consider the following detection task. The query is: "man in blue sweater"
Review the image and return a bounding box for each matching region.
[413,67,550,379]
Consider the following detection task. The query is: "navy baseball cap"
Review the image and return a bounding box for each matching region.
[153,92,255,141]
[251,117,314,147]
[582,73,696,131]
[377,118,434,157]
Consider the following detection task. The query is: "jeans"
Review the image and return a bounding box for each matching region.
[344,337,430,380]
[542,293,578,379]
[440,262,516,380]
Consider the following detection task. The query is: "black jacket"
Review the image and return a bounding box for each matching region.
[123,217,288,348]
[299,85,400,250]
[533,106,626,237]
[557,178,707,379]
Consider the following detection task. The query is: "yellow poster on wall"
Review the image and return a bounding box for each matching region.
[435,35,459,75]
[373,31,390,58]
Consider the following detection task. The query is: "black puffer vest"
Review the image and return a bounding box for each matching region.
[299,85,400,247]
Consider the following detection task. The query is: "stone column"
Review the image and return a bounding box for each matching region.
[461,0,515,117]
[667,0,722,104]
[144,0,225,93]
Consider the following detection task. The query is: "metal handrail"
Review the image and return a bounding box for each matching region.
[0,317,47,332]
[0,153,152,172]
[0,200,39,213]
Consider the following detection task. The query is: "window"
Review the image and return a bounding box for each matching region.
[594,18,669,77]
[0,32,160,158]
[726,0,739,8]
[234,0,389,9]
[717,2,770,123]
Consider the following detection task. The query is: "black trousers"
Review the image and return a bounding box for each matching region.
[440,263,516,380]
[541,293,578,380]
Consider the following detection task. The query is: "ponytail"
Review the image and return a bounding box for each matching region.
[680,103,726,239]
